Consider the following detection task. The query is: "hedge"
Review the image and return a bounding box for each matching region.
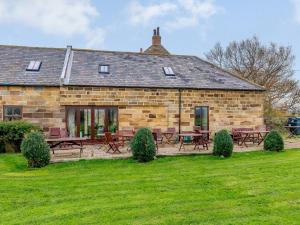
[0,120,40,153]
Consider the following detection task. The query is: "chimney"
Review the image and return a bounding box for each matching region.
[144,27,170,55]
[152,27,161,46]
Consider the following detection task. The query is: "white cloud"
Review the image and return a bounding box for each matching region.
[128,0,220,30]
[292,0,300,24]
[0,0,105,48]
[129,0,177,25]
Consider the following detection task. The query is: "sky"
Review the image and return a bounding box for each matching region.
[0,0,299,80]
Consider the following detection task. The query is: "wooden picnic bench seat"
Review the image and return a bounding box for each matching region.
[51,146,86,157]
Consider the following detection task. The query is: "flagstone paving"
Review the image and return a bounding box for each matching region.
[50,138,300,163]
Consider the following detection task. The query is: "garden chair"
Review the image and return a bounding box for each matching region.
[152,128,163,144]
[49,128,61,139]
[104,132,123,154]
[194,130,209,150]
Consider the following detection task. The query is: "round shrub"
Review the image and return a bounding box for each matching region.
[213,129,233,158]
[21,131,50,168]
[264,130,284,152]
[130,128,156,162]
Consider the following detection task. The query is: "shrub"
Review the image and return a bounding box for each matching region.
[213,129,233,158]
[21,131,50,168]
[264,130,284,152]
[0,121,39,153]
[130,128,156,162]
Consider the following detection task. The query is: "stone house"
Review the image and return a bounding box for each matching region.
[0,28,265,140]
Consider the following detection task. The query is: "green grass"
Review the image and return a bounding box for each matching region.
[1,150,300,225]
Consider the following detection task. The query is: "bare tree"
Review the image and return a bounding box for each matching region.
[205,36,300,115]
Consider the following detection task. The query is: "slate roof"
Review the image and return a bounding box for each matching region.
[0,45,264,91]
[68,49,264,91]
[0,45,65,86]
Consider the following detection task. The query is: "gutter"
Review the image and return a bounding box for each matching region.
[178,88,182,134]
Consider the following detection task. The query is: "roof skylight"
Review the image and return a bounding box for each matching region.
[163,67,175,76]
[26,61,42,71]
[99,65,109,74]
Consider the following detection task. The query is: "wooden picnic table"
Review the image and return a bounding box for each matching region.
[46,137,87,157]
[284,126,300,138]
[237,130,269,147]
[178,133,209,151]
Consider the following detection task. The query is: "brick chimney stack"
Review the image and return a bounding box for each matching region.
[152,27,161,46]
[144,27,170,55]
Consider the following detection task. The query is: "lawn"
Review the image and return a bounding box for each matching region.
[1,150,300,225]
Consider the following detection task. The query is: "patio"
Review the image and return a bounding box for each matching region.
[50,138,300,163]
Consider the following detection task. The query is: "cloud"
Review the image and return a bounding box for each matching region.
[128,0,177,25]
[292,0,300,24]
[0,0,105,48]
[128,0,220,30]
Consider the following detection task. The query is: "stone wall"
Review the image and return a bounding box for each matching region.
[60,86,265,133]
[0,85,265,134]
[0,86,64,132]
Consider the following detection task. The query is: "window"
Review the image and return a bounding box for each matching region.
[195,106,209,130]
[26,61,42,71]
[99,65,109,74]
[3,106,22,121]
[163,67,175,76]
[66,106,118,139]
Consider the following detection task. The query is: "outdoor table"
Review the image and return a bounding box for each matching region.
[178,133,205,151]
[284,126,300,138]
[118,133,134,151]
[162,131,177,144]
[238,130,269,147]
[46,137,87,157]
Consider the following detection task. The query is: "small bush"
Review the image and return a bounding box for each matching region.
[21,131,50,168]
[264,130,284,152]
[213,129,233,158]
[130,128,156,162]
[0,120,40,153]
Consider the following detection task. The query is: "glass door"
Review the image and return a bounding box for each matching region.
[66,106,118,140]
[67,108,77,137]
[94,109,105,139]
[79,108,91,138]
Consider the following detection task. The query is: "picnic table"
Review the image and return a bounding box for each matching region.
[237,130,269,147]
[178,132,209,151]
[284,126,300,138]
[46,137,87,157]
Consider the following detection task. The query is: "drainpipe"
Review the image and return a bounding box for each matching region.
[178,88,182,134]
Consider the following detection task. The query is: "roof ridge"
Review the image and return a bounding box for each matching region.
[0,44,65,51]
[0,44,199,58]
[71,47,197,58]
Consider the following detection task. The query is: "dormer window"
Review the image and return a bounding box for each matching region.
[163,67,175,76]
[26,61,42,71]
[99,64,109,74]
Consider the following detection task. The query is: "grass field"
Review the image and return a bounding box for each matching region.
[1,150,300,225]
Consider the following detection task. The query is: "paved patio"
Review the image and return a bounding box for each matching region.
[50,138,300,163]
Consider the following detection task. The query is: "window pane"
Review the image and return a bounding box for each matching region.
[201,107,208,130]
[67,108,77,137]
[13,107,21,116]
[99,65,109,73]
[94,109,105,138]
[107,109,117,132]
[195,107,202,126]
[4,107,13,116]
[80,109,91,138]
[195,106,208,130]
